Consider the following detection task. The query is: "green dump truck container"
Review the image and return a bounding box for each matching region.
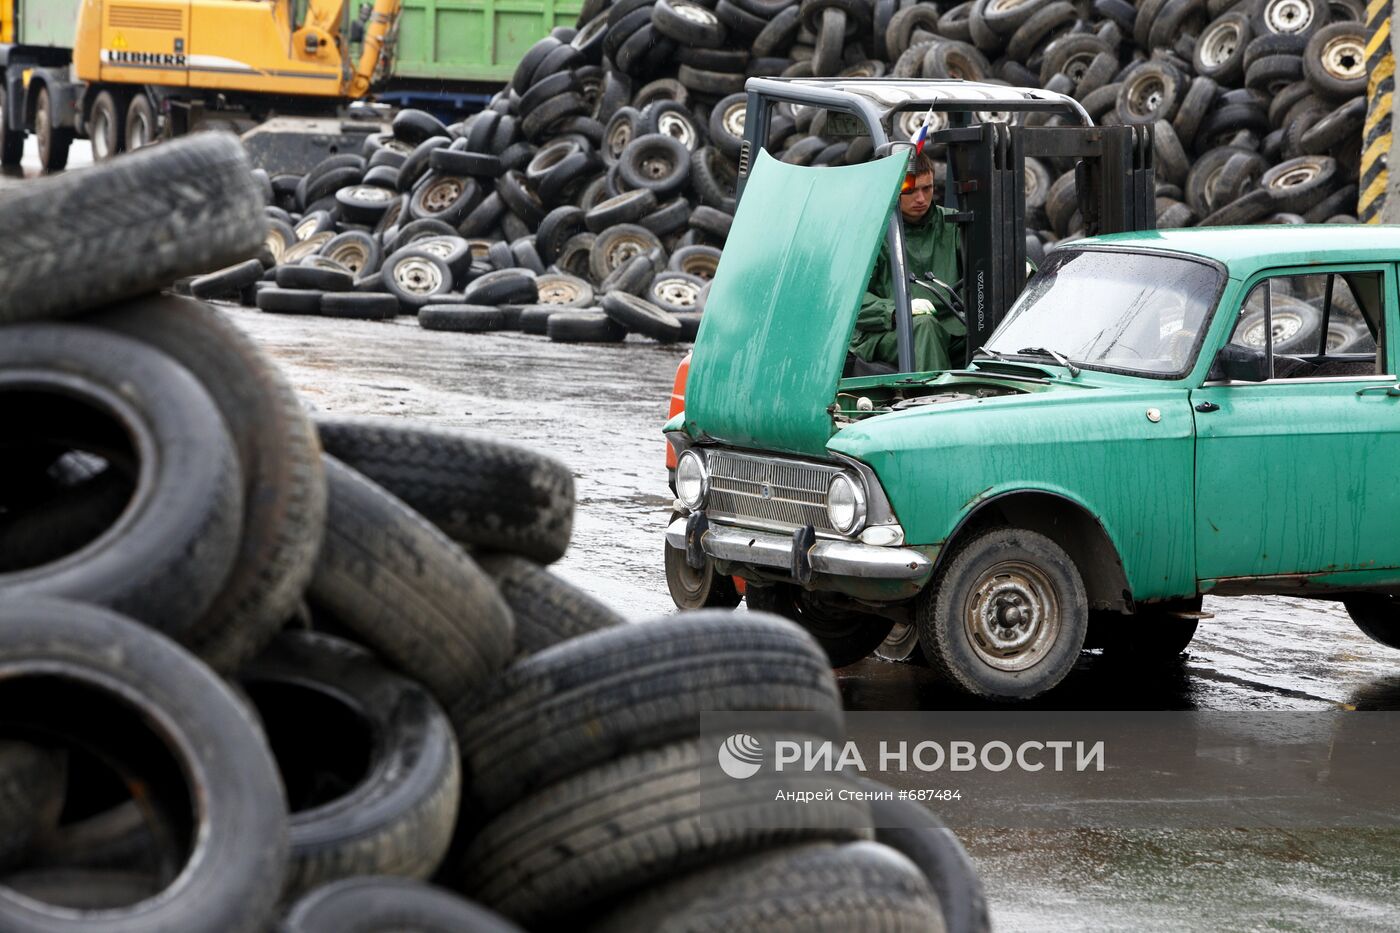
[393,0,583,83]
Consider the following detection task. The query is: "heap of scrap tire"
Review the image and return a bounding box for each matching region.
[0,133,990,932]
[191,0,1367,342]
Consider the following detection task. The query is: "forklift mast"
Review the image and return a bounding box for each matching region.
[940,119,1156,353]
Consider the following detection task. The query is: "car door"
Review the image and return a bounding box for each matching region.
[1191,263,1400,584]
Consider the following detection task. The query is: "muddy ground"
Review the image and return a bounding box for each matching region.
[226,308,1400,932]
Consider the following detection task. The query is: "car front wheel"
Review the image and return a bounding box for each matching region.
[919,527,1088,701]
[663,512,741,610]
[1343,595,1400,649]
[746,583,894,668]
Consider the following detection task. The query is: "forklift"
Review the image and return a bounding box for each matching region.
[663,78,1158,615]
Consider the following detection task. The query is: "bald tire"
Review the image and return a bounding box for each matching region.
[0,132,265,324]
[458,736,873,926]
[589,841,946,932]
[455,611,845,815]
[865,790,991,933]
[919,527,1088,701]
[87,296,326,672]
[0,742,67,869]
[476,554,625,657]
[283,877,524,933]
[307,456,513,727]
[314,417,575,565]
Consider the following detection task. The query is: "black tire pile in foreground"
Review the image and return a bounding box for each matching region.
[0,135,989,932]
[193,0,1366,343]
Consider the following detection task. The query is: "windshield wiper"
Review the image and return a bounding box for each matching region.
[971,345,1006,361]
[1016,347,1081,377]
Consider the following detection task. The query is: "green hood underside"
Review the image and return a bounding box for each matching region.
[684,149,905,458]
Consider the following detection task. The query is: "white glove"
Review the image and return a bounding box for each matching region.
[911,298,934,316]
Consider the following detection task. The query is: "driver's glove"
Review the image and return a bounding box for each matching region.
[911,298,934,316]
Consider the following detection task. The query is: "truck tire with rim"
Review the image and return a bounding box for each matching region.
[124,93,158,151]
[919,527,1089,700]
[663,512,742,610]
[34,85,72,172]
[88,90,127,162]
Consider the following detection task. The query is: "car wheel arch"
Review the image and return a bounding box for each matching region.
[933,489,1133,613]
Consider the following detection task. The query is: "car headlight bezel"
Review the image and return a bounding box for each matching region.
[676,450,709,509]
[826,472,868,536]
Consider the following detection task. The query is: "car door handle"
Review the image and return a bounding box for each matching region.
[1194,401,1219,413]
[1355,383,1400,397]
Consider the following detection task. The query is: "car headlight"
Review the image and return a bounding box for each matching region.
[676,450,708,509]
[826,473,867,535]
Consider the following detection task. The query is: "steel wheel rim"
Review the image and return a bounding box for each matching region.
[722,102,747,138]
[394,258,444,295]
[1322,35,1365,78]
[351,185,395,204]
[92,109,112,159]
[964,559,1061,672]
[1128,76,1165,116]
[657,112,697,149]
[328,244,367,273]
[422,179,463,211]
[1199,21,1240,66]
[606,237,647,268]
[540,281,583,303]
[607,125,632,157]
[1265,0,1313,32]
[1272,160,1323,190]
[681,256,718,278]
[674,2,718,25]
[875,622,921,662]
[654,279,700,306]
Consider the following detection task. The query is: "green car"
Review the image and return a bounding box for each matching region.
[666,147,1400,701]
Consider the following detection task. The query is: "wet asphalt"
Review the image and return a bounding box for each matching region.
[24,141,1400,931]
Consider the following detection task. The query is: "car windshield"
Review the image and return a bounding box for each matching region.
[984,249,1223,377]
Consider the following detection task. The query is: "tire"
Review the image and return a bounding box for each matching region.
[589,841,943,932]
[276,263,355,292]
[88,90,126,162]
[1299,96,1366,152]
[873,621,928,664]
[397,137,452,194]
[1253,0,1328,38]
[1195,10,1252,84]
[0,82,23,165]
[517,305,559,334]
[598,253,656,296]
[456,736,871,925]
[1246,53,1305,93]
[1116,60,1188,124]
[1304,21,1367,98]
[459,610,840,806]
[463,268,539,305]
[258,287,324,314]
[409,174,483,228]
[0,870,161,911]
[85,296,326,672]
[601,291,684,341]
[1260,154,1339,212]
[866,790,991,933]
[307,456,514,727]
[0,132,265,324]
[590,223,664,280]
[584,188,658,232]
[238,631,461,898]
[618,132,691,195]
[283,877,524,933]
[1199,187,1276,225]
[1342,595,1400,649]
[382,249,455,310]
[1235,295,1323,352]
[708,93,748,158]
[535,271,594,307]
[686,146,737,211]
[669,244,723,278]
[690,204,733,240]
[478,554,625,657]
[663,516,741,610]
[321,231,382,277]
[1172,75,1219,150]
[535,206,586,264]
[393,108,451,145]
[746,583,896,667]
[124,94,158,151]
[547,310,628,342]
[431,148,503,179]
[321,292,400,320]
[918,527,1089,700]
[0,598,288,933]
[190,259,266,300]
[419,304,511,331]
[1099,598,1201,660]
[0,325,244,643]
[649,271,706,313]
[34,85,72,172]
[1153,120,1190,187]
[314,417,575,566]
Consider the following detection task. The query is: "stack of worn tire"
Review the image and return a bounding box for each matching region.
[0,135,989,932]
[194,0,1366,347]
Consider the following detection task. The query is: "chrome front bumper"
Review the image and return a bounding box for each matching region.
[665,516,933,581]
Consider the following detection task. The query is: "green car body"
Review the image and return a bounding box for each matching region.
[668,149,1400,695]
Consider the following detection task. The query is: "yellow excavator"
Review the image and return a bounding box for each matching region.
[1,0,402,170]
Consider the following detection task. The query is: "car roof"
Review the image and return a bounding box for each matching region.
[1066,224,1400,278]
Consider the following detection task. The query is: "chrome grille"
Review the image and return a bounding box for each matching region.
[706,449,840,533]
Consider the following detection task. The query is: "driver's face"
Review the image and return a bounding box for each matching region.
[899,171,936,222]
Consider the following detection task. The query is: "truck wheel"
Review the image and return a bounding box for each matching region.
[125,94,159,151]
[746,583,895,668]
[1343,595,1400,649]
[89,90,126,161]
[919,527,1088,700]
[0,82,24,166]
[664,512,742,609]
[34,86,72,172]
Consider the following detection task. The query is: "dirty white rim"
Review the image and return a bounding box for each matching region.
[394,257,445,295]
[964,559,1062,672]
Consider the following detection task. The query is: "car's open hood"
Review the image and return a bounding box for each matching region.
[684,149,904,458]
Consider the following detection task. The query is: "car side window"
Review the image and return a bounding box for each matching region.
[1222,271,1384,380]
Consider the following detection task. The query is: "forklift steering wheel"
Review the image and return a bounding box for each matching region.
[910,273,967,327]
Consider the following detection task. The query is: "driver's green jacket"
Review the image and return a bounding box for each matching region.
[850,204,964,371]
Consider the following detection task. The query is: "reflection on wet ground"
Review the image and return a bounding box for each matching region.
[228,286,1400,931]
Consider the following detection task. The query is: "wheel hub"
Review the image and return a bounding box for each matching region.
[655,280,699,306]
[1265,0,1313,32]
[1199,22,1240,66]
[328,245,367,273]
[394,258,443,294]
[657,112,696,149]
[722,103,746,137]
[540,282,582,303]
[1323,36,1365,79]
[423,179,463,210]
[965,560,1060,672]
[641,155,675,180]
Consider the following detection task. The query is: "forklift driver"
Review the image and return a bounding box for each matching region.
[849,152,965,373]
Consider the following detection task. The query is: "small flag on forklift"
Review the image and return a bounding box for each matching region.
[912,105,936,155]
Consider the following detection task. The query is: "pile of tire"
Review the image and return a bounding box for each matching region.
[0,134,989,932]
